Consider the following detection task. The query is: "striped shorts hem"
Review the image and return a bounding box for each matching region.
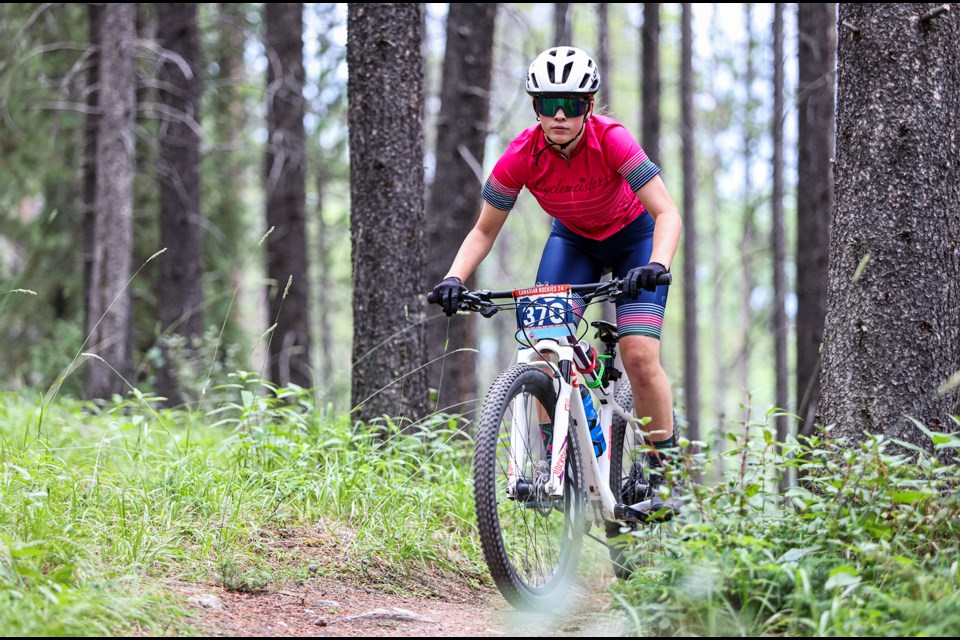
[616,302,665,341]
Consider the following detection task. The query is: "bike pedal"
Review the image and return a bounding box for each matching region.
[614,503,649,524]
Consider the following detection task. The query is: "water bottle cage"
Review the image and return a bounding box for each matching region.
[601,359,622,386]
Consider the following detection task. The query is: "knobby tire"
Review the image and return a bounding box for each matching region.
[473,364,585,610]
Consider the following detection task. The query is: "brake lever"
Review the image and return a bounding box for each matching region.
[585,281,622,303]
[480,304,499,318]
[454,292,499,317]
[605,274,672,302]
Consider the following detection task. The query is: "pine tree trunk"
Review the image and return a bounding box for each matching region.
[819,3,960,454]
[738,4,757,424]
[772,3,788,456]
[265,2,311,388]
[83,4,102,329]
[425,3,497,417]
[597,3,618,328]
[315,173,334,379]
[85,3,136,400]
[597,4,612,110]
[210,2,252,353]
[554,4,572,45]
[707,4,727,480]
[348,3,429,426]
[156,3,203,406]
[796,3,836,438]
[641,3,660,165]
[681,4,700,453]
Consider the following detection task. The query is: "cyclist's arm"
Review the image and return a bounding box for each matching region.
[444,201,510,282]
[635,174,682,269]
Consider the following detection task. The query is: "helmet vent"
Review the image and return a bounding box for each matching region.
[525,46,600,97]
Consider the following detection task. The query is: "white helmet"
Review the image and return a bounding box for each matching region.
[526,46,600,96]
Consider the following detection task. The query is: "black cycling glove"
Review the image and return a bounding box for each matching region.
[624,262,667,299]
[432,276,467,316]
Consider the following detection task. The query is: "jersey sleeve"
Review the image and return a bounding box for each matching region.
[602,124,661,192]
[480,138,529,212]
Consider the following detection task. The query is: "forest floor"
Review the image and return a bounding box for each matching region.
[167,527,629,637]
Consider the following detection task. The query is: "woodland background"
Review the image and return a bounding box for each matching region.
[1,3,959,636]
[2,3,956,457]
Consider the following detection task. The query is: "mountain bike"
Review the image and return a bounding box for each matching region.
[429,275,676,610]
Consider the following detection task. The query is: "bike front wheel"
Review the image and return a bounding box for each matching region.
[473,364,585,610]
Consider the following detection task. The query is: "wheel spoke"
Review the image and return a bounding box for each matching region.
[474,365,584,609]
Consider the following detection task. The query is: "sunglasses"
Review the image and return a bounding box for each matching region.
[533,96,590,118]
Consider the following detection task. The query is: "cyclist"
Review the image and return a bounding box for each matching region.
[430,46,682,518]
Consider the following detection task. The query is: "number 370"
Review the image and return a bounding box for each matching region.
[521,297,569,327]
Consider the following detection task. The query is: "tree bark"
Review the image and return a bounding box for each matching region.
[85,3,136,400]
[83,4,103,329]
[315,173,334,380]
[597,4,612,110]
[738,4,757,424]
[155,3,203,406]
[425,3,497,417]
[209,2,253,353]
[348,3,429,426]
[796,3,836,439]
[553,4,572,46]
[707,3,727,480]
[641,3,661,165]
[681,4,700,457]
[819,3,960,455]
[772,3,788,456]
[596,3,619,327]
[265,2,312,388]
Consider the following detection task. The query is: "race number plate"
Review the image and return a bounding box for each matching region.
[513,284,579,341]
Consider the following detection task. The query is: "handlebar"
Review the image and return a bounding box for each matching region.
[426,273,672,315]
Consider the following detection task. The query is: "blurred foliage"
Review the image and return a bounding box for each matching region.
[0,4,798,437]
[0,4,89,392]
[614,419,960,636]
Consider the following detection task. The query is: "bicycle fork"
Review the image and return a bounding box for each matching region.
[506,341,625,524]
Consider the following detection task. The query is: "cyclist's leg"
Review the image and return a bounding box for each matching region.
[608,222,680,519]
[530,220,604,429]
[609,219,675,454]
[618,335,673,444]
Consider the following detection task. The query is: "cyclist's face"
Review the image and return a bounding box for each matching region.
[534,97,592,145]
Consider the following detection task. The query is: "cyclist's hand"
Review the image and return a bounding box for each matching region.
[624,262,667,298]
[431,276,467,316]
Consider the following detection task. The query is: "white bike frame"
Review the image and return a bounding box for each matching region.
[507,338,635,524]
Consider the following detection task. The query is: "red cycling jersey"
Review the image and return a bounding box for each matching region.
[481,114,660,241]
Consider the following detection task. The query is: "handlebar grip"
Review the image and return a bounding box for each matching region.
[658,272,673,286]
[427,291,437,304]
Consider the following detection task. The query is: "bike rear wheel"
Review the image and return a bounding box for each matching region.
[606,383,682,580]
[473,364,585,610]
[604,383,644,579]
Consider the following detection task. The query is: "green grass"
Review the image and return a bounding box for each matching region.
[611,417,960,636]
[5,375,960,636]
[0,375,483,635]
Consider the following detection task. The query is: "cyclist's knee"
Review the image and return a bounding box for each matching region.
[620,336,663,382]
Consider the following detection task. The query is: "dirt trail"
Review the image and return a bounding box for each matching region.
[177,574,628,637]
[170,525,630,637]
